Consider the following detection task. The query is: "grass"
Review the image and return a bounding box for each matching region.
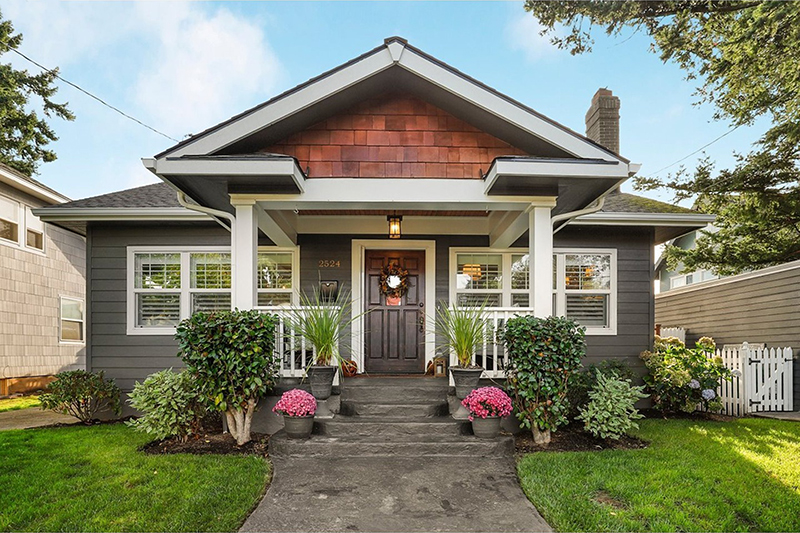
[518,418,800,532]
[0,424,271,532]
[0,395,41,412]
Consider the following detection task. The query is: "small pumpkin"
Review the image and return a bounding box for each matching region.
[341,359,358,377]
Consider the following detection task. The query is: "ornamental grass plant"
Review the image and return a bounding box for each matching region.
[434,301,490,368]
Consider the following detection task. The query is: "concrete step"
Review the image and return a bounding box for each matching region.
[269,432,514,458]
[315,417,465,438]
[340,400,449,418]
[341,385,448,403]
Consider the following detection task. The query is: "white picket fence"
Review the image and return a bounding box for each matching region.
[714,342,794,416]
[659,326,686,343]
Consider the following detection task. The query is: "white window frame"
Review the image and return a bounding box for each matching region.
[24,206,46,254]
[127,245,300,335]
[59,296,85,344]
[553,248,617,336]
[449,247,617,336]
[0,195,47,255]
[0,194,20,247]
[256,246,300,308]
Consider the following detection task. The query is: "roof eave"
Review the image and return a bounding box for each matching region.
[0,167,71,204]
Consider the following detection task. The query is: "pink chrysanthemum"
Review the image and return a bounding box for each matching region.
[273,388,317,417]
[461,386,512,421]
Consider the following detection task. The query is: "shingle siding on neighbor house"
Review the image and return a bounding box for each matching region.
[0,182,86,388]
[88,222,654,390]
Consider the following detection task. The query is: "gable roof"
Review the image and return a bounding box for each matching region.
[46,182,178,209]
[153,37,629,164]
[0,162,71,204]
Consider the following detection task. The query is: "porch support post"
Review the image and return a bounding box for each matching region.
[529,206,553,317]
[232,200,258,310]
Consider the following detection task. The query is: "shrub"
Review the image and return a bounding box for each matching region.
[641,336,731,413]
[577,372,647,440]
[175,310,280,445]
[39,370,121,424]
[272,389,317,417]
[461,386,513,421]
[126,369,208,442]
[502,315,586,444]
[567,359,636,419]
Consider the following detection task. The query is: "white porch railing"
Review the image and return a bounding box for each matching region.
[713,342,794,416]
[257,306,317,378]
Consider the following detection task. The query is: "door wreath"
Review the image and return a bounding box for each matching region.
[379,263,410,299]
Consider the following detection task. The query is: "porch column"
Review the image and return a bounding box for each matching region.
[232,200,258,310]
[529,206,553,317]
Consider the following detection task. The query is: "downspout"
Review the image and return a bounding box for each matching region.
[551,196,605,234]
[175,191,235,232]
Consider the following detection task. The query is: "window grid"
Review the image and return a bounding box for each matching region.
[553,251,615,332]
[257,252,294,307]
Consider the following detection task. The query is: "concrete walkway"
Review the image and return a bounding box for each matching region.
[0,408,76,430]
[240,456,551,533]
[754,411,800,422]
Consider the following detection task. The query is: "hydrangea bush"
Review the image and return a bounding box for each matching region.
[461,386,513,421]
[273,389,317,417]
[641,336,731,413]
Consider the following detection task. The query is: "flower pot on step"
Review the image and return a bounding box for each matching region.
[450,366,483,420]
[471,416,502,439]
[283,415,314,439]
[307,365,337,419]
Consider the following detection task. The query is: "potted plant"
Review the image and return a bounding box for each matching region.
[434,301,490,419]
[461,386,512,439]
[285,287,362,419]
[273,389,317,439]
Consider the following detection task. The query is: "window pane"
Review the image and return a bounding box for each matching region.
[61,299,83,320]
[191,293,231,313]
[61,320,83,341]
[0,219,18,242]
[566,294,608,327]
[191,253,231,289]
[457,293,501,307]
[135,253,181,289]
[511,293,529,307]
[137,293,181,327]
[511,254,529,290]
[26,229,43,250]
[565,254,611,290]
[258,253,293,289]
[456,254,502,290]
[258,292,292,307]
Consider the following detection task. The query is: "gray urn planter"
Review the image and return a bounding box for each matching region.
[471,416,502,439]
[451,366,484,420]
[283,415,314,439]
[307,365,337,419]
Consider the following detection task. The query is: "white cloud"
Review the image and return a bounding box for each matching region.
[507,15,561,62]
[131,3,283,138]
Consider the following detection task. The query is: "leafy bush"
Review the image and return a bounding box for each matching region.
[641,336,731,413]
[39,370,121,424]
[126,369,208,442]
[577,372,647,440]
[461,386,513,421]
[502,315,586,444]
[568,359,636,419]
[175,310,280,445]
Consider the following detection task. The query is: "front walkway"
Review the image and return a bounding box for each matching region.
[753,411,800,422]
[0,408,75,431]
[240,456,551,533]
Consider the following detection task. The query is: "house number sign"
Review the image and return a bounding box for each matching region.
[318,259,341,268]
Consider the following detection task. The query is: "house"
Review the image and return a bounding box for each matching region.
[35,37,712,393]
[0,163,86,395]
[655,227,719,293]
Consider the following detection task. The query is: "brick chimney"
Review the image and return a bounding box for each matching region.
[585,88,620,154]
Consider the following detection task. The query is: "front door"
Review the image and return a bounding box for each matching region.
[364,249,425,373]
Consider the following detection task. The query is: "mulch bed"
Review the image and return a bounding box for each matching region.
[141,432,270,456]
[515,424,649,453]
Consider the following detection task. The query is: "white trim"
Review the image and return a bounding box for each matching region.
[350,239,436,374]
[34,207,210,222]
[0,194,47,257]
[449,248,531,308]
[256,246,301,307]
[151,158,306,193]
[571,212,715,227]
[0,165,70,204]
[530,206,553,317]
[296,215,492,236]
[655,258,800,299]
[484,159,628,194]
[59,296,85,345]
[554,248,618,336]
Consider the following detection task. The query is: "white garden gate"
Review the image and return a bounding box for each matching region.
[714,342,794,416]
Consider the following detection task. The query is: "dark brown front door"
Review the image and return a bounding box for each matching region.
[365,249,425,373]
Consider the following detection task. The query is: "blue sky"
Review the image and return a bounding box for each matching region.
[5,1,766,204]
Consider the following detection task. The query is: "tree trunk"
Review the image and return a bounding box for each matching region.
[226,398,258,446]
[532,425,551,444]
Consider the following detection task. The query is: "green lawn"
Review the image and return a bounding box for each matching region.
[0,395,40,412]
[518,418,800,532]
[0,424,271,532]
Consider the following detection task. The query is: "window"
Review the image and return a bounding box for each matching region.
[451,250,531,308]
[25,207,44,251]
[60,297,84,343]
[553,250,616,334]
[128,246,298,334]
[0,195,19,244]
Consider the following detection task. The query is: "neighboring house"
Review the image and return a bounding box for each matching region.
[0,163,86,395]
[655,227,718,293]
[35,37,712,393]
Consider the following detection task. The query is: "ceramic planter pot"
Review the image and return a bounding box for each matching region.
[471,416,502,439]
[307,365,337,419]
[451,366,484,420]
[283,415,314,439]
